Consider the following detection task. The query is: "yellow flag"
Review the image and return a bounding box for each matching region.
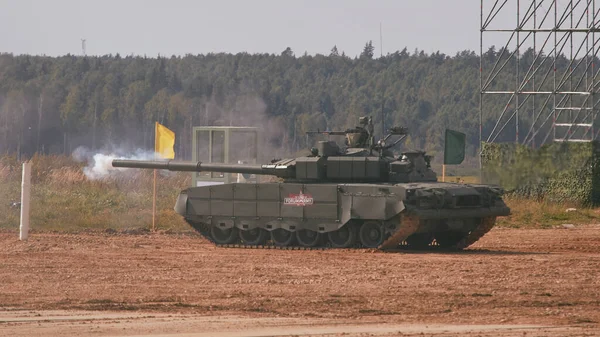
[155,122,175,159]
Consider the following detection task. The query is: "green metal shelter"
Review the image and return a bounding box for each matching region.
[191,126,258,187]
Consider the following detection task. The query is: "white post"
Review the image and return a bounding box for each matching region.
[20,161,31,241]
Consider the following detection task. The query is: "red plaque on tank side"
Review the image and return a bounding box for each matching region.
[284,192,314,206]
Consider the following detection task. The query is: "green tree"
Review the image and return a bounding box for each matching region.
[360,41,375,59]
[330,45,339,57]
[281,47,294,57]
[60,85,85,153]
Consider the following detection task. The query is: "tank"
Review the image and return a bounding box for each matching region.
[112,117,510,250]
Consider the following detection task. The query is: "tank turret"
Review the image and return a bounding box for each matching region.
[110,116,510,251]
[113,118,436,184]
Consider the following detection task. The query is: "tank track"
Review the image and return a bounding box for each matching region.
[185,217,497,251]
[185,220,216,245]
[452,216,496,250]
[185,219,328,250]
[379,213,421,249]
[214,244,327,250]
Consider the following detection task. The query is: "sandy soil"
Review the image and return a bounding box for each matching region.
[1,226,599,336]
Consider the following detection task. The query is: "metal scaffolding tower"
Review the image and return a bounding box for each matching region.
[480,0,600,148]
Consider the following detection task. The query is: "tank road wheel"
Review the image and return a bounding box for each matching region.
[296,230,323,247]
[435,231,465,249]
[240,228,268,246]
[210,226,239,245]
[271,229,295,247]
[327,225,357,248]
[359,221,386,248]
[405,233,433,249]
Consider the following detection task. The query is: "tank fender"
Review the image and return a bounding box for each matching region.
[174,190,188,216]
[340,193,405,223]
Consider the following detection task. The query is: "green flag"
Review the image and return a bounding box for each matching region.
[444,129,466,165]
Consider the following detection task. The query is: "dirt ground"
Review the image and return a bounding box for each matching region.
[1,226,599,336]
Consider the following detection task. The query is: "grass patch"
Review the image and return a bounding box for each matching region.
[497,196,600,229]
[0,154,191,232]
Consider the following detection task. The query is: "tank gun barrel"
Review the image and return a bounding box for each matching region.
[112,159,295,178]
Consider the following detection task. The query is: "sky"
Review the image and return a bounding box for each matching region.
[0,0,542,58]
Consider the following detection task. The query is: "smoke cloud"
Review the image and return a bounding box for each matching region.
[72,146,159,180]
[200,91,291,160]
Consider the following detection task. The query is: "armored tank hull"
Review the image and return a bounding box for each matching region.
[175,181,509,250]
[113,117,510,250]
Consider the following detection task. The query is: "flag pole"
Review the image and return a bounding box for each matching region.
[442,164,446,182]
[152,122,157,232]
[153,122,175,232]
[152,168,157,232]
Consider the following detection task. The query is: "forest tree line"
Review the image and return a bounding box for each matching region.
[0,42,587,164]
